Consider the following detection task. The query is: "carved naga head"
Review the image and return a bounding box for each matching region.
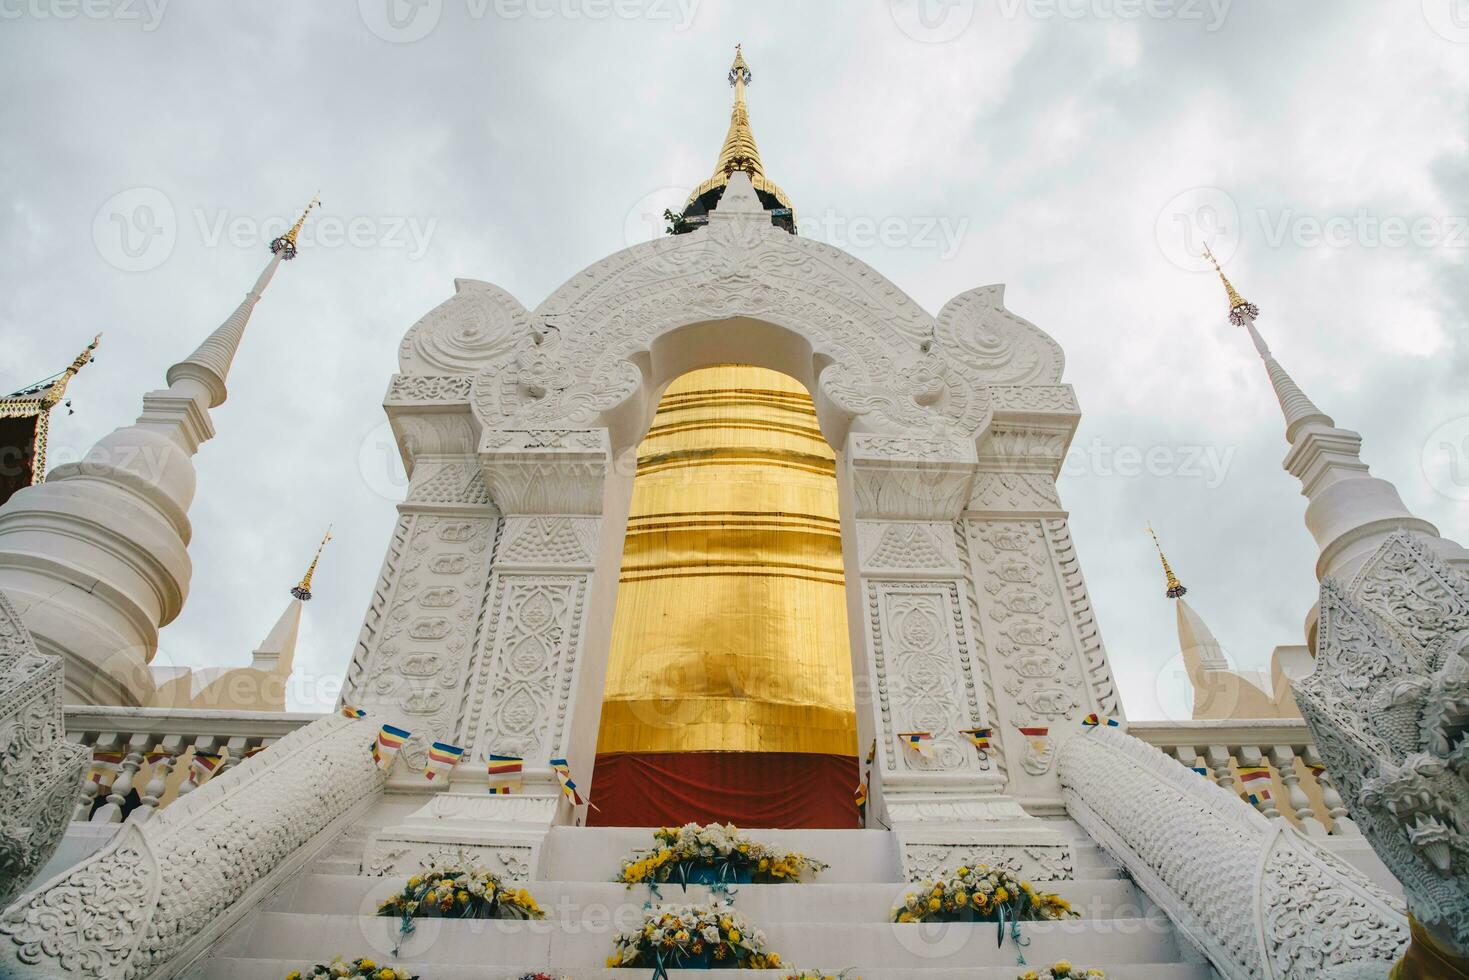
[1292,531,1469,953]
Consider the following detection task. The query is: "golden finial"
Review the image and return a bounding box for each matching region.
[1202,243,1260,326]
[40,333,101,410]
[270,194,321,261]
[1147,525,1188,599]
[291,525,332,601]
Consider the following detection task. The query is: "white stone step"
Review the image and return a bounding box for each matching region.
[215,911,1189,970]
[541,827,903,883]
[195,960,1216,980]
[264,874,1158,923]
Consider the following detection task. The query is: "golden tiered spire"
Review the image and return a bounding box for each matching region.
[1202,244,1260,326]
[290,525,332,601]
[683,46,793,217]
[270,194,321,261]
[1147,525,1188,599]
[715,44,764,181]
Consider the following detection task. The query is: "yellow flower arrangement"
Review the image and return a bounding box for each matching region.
[285,957,416,980]
[1019,963,1104,979]
[376,866,545,953]
[784,970,861,980]
[617,823,828,887]
[609,900,784,971]
[891,865,1077,927]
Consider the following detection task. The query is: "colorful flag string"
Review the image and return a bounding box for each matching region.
[487,754,523,794]
[371,724,411,770]
[423,741,465,781]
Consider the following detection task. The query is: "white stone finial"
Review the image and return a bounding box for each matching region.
[165,252,284,409]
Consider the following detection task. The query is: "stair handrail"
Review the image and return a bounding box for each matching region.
[1059,724,1407,980]
[0,712,384,979]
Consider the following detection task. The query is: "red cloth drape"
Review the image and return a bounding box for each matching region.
[589,752,859,828]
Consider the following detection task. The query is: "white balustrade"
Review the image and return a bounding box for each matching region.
[64,705,318,824]
[1128,719,1358,836]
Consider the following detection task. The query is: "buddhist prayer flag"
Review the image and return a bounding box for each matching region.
[144,749,172,767]
[961,728,992,751]
[897,732,935,758]
[1191,766,1210,777]
[372,724,411,769]
[89,750,124,786]
[865,740,876,766]
[1081,714,1120,728]
[1238,766,1272,804]
[189,752,222,785]
[340,704,367,719]
[1019,726,1049,756]
[487,754,523,794]
[550,757,597,810]
[854,779,868,820]
[423,741,465,781]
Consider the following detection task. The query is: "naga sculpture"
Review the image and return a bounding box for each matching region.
[1293,530,1469,976]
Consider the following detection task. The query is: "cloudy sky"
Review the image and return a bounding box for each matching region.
[2,1,1466,718]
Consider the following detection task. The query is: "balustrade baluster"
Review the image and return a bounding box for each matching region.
[1269,744,1327,836]
[93,732,152,823]
[126,735,185,824]
[217,735,250,774]
[1172,744,1207,780]
[1204,744,1236,794]
[1303,746,1359,835]
[71,734,102,821]
[177,734,223,796]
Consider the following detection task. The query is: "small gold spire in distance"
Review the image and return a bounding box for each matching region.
[1202,243,1260,326]
[43,333,101,409]
[291,525,332,601]
[270,194,321,261]
[1148,524,1188,599]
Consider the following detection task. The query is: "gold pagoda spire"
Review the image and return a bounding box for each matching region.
[1202,243,1260,327]
[1147,525,1188,599]
[270,194,321,262]
[715,44,764,181]
[683,46,793,218]
[290,525,332,601]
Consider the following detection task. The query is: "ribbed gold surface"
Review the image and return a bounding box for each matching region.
[597,365,857,757]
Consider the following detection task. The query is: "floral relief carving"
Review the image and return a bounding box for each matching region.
[900,842,1073,883]
[934,284,1065,386]
[868,581,986,774]
[0,590,89,909]
[398,279,532,375]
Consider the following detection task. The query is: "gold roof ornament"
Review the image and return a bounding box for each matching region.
[0,333,102,490]
[1202,243,1260,326]
[270,194,321,261]
[683,45,794,217]
[290,525,332,601]
[1147,524,1188,599]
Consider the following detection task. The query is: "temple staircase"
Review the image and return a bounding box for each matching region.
[185,820,1215,979]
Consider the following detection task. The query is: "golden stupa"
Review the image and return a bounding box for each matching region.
[592,55,857,825]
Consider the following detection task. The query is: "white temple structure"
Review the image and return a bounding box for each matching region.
[0,49,1464,980]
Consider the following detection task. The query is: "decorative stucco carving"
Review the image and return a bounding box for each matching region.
[1060,725,1407,980]
[0,591,88,909]
[899,840,1073,884]
[0,715,384,979]
[1293,531,1469,953]
[935,284,1065,387]
[398,279,532,376]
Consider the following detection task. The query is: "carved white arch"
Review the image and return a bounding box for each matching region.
[396,173,1071,453]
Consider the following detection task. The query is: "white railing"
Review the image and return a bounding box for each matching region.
[65,705,319,825]
[1127,718,1356,837]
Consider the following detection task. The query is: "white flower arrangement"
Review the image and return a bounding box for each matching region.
[608,900,783,970]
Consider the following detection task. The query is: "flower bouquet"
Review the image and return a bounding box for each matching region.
[608,901,784,974]
[375,867,544,951]
[285,957,417,979]
[892,865,1076,954]
[1018,964,1104,980]
[617,823,828,887]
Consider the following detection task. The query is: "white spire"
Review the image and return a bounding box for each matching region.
[0,198,317,705]
[1205,249,1469,607]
